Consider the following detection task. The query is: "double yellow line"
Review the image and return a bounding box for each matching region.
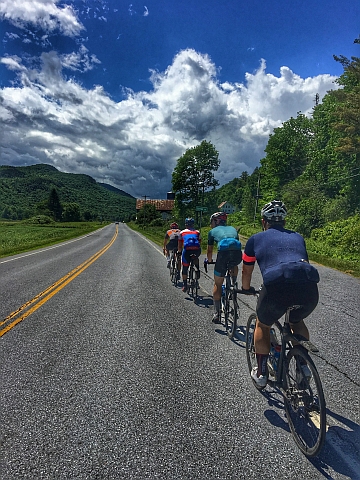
[0,227,118,338]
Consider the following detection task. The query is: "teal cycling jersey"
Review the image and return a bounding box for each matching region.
[207,225,241,251]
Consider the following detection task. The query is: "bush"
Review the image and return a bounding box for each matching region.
[23,215,54,225]
[150,218,166,227]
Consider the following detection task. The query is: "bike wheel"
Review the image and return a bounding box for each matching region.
[170,253,176,283]
[188,265,194,296]
[221,285,229,331]
[284,346,326,457]
[245,313,263,389]
[227,288,238,339]
[194,273,199,303]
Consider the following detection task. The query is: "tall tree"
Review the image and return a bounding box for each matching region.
[260,113,314,199]
[172,140,220,222]
[48,187,63,221]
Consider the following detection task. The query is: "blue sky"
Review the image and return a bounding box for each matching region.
[0,0,359,198]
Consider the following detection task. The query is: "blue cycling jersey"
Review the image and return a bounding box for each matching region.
[243,225,319,285]
[207,225,241,251]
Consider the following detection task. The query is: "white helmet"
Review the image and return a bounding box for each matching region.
[261,200,287,222]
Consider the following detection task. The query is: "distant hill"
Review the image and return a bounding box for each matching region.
[0,164,136,221]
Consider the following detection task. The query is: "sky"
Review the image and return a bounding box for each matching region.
[0,1,359,199]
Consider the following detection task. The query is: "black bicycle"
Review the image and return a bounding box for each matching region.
[204,259,239,338]
[169,250,181,286]
[245,300,326,457]
[187,254,199,302]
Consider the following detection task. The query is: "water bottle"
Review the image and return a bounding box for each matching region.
[269,328,281,373]
[271,345,281,372]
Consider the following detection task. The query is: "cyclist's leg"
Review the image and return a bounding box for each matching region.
[212,252,227,322]
[253,285,286,383]
[165,244,171,267]
[227,249,242,284]
[181,249,190,291]
[212,273,224,322]
[289,282,319,341]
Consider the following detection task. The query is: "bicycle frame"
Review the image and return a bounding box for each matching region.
[264,306,318,388]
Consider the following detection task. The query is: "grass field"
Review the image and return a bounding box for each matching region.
[0,221,106,258]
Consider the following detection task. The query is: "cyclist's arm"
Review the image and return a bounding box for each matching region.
[163,233,169,252]
[178,236,183,253]
[207,244,214,263]
[242,237,256,289]
[242,263,254,290]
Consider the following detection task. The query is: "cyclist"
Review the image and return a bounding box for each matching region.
[178,218,201,292]
[206,212,242,323]
[241,200,320,388]
[163,222,181,270]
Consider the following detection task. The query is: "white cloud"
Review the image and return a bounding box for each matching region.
[0,0,84,37]
[0,48,338,198]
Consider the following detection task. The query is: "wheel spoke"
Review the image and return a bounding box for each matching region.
[284,347,326,456]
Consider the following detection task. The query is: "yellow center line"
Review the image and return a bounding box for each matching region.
[0,227,118,338]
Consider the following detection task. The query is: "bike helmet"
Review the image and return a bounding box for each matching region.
[170,222,179,229]
[261,200,287,222]
[210,211,227,225]
[185,217,195,227]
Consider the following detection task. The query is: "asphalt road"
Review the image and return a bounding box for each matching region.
[0,223,359,479]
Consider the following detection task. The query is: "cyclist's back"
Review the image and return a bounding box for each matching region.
[178,218,201,291]
[163,222,180,267]
[244,225,319,285]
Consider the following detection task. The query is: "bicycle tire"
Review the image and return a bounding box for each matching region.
[227,287,238,339]
[169,252,176,283]
[245,313,264,390]
[283,346,326,457]
[194,273,199,303]
[188,264,194,297]
[221,283,229,331]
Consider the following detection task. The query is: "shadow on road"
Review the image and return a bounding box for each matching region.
[257,387,360,479]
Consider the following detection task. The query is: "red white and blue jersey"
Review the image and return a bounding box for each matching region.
[178,228,201,250]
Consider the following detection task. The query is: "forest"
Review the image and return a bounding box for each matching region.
[0,164,136,222]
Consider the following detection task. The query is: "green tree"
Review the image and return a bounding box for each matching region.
[260,113,314,198]
[62,203,81,222]
[172,140,220,221]
[136,203,161,225]
[48,187,63,221]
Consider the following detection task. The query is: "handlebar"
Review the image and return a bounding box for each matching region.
[203,259,215,273]
[203,259,259,296]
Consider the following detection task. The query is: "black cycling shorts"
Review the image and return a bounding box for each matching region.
[214,249,243,277]
[256,282,319,326]
[166,239,178,252]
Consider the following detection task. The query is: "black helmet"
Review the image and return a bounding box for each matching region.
[261,200,287,222]
[185,217,195,227]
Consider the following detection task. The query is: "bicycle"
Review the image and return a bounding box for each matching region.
[169,250,181,286]
[245,296,326,457]
[186,254,200,302]
[204,259,239,338]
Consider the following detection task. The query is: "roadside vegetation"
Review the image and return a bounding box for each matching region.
[127,217,360,278]
[0,219,106,258]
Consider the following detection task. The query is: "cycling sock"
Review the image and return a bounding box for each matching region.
[214,300,221,313]
[256,354,268,377]
[231,276,237,285]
